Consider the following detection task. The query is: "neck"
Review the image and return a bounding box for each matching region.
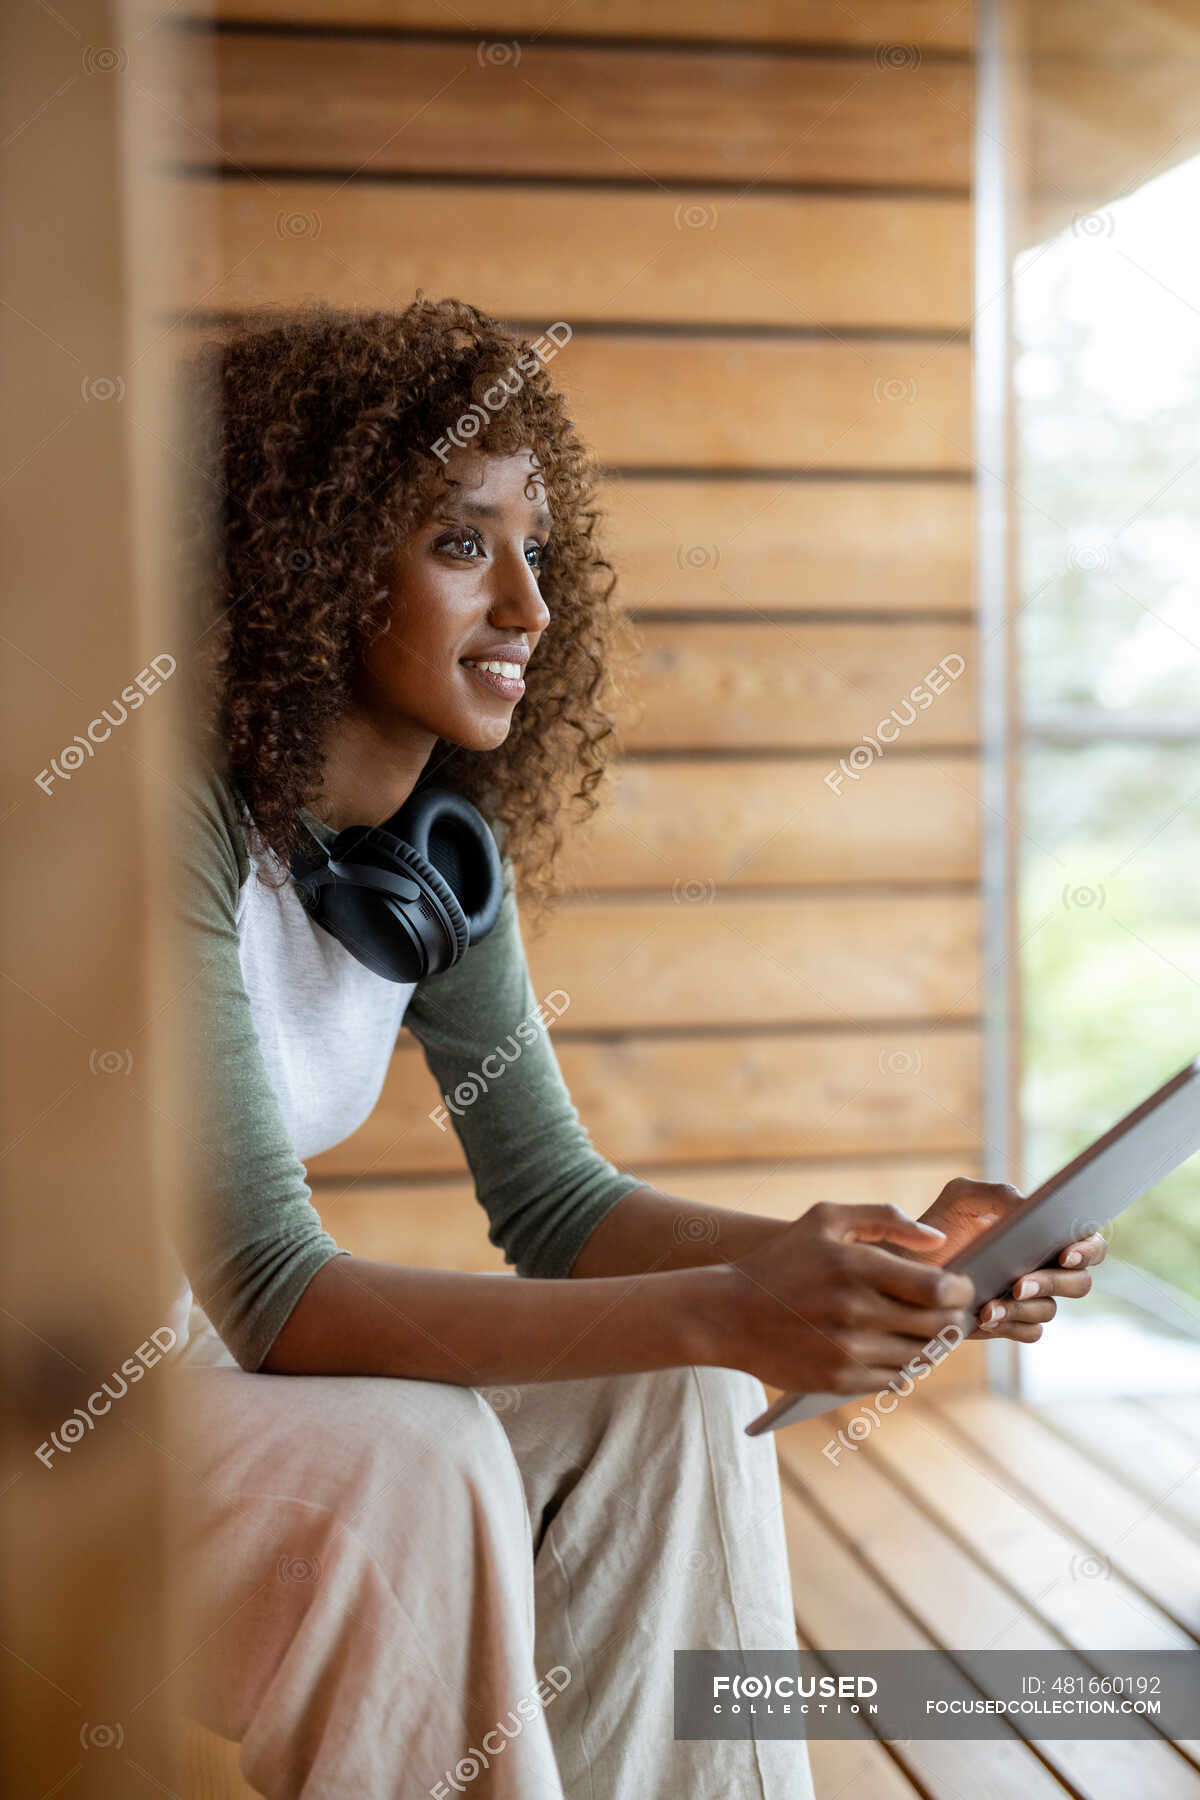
[308,708,438,832]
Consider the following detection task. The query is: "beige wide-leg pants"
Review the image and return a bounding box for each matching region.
[164,1308,816,1800]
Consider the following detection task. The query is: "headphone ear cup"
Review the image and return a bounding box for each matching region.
[395,787,504,947]
[289,787,504,983]
[389,839,470,964]
[313,828,467,982]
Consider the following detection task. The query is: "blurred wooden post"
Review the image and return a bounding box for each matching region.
[0,3,203,1792]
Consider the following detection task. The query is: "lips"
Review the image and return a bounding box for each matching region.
[460,650,527,702]
[458,643,530,702]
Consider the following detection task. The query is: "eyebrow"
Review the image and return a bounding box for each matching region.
[439,497,553,533]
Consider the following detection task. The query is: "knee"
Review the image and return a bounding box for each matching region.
[357,1379,531,1540]
[666,1365,789,1509]
[631,1360,768,1435]
[256,1377,533,1597]
[614,1362,774,1476]
[689,1363,773,1438]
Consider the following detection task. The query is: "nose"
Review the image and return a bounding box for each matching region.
[486,545,551,635]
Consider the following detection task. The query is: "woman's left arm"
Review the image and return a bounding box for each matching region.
[568,1182,784,1275]
[403,868,1104,1340]
[571,1177,1107,1344]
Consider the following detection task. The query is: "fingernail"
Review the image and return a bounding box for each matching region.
[1014,1278,1036,1300]
[982,1303,1004,1326]
[1062,1250,1082,1267]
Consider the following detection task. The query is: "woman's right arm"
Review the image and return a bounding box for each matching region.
[260,1204,974,1392]
[258,1252,714,1381]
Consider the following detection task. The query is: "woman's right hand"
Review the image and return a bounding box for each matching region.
[713,1202,976,1395]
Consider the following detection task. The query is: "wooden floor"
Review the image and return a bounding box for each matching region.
[777,1390,1200,1799]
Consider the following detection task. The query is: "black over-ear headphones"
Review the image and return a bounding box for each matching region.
[289,785,504,983]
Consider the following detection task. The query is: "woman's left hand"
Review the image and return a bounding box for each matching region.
[918,1176,1108,1343]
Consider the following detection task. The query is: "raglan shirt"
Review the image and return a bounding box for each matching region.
[169,756,645,1373]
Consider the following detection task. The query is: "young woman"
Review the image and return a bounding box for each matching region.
[166,296,1106,1800]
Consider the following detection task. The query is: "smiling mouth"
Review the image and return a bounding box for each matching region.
[460,657,526,700]
[461,658,525,680]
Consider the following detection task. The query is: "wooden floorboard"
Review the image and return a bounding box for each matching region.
[803,1731,925,1799]
[796,1621,927,1800]
[1035,1397,1200,1541]
[779,1445,1084,1798]
[1143,1394,1200,1452]
[935,1392,1200,1644]
[777,1401,1198,1797]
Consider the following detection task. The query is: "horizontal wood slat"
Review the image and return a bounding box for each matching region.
[308,1027,980,1178]
[558,755,979,890]
[165,179,972,330]
[195,38,973,190]
[313,1155,980,1266]
[619,620,975,749]
[601,476,973,612]
[556,335,972,469]
[527,892,979,1030]
[156,328,972,472]
[215,1,974,52]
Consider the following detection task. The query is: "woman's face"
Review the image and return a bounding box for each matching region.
[355,446,553,753]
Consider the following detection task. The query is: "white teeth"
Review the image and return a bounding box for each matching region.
[465,659,524,679]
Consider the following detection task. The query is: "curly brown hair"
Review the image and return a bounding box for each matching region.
[179,294,622,912]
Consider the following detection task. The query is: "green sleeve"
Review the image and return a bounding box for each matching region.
[170,757,349,1371]
[403,861,646,1278]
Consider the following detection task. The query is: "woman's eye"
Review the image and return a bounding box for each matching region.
[434,528,547,572]
[437,528,482,559]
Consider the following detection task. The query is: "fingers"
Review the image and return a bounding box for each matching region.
[860,1297,975,1343]
[820,1202,948,1252]
[973,1320,1045,1344]
[1058,1232,1107,1269]
[934,1176,1024,1208]
[850,1241,975,1311]
[834,1364,923,1394]
[838,1331,966,1381]
[978,1296,1057,1331]
[928,1178,1024,1231]
[973,1244,1101,1331]
[1012,1268,1093,1302]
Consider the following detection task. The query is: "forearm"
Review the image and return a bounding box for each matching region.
[569,1182,785,1278]
[258,1250,730,1381]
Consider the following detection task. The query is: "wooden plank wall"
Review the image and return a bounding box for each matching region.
[165,2,983,1288]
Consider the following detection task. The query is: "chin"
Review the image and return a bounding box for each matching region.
[440,710,514,753]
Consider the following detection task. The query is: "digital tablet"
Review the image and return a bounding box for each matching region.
[745,1055,1200,1435]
